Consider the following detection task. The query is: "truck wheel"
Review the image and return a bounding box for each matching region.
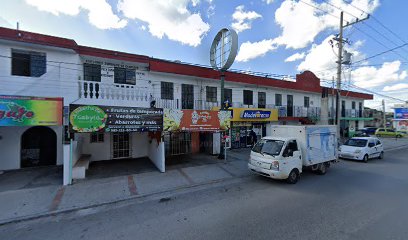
[378,151,384,159]
[363,154,369,163]
[317,163,327,175]
[286,169,299,184]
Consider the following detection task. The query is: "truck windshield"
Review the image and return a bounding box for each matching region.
[252,139,284,156]
[344,139,367,147]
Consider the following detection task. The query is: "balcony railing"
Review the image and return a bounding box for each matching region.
[79,81,149,101]
[328,108,367,118]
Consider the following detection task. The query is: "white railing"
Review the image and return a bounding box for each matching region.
[78,81,149,101]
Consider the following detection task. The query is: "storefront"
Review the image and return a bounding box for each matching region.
[227,108,278,149]
[67,104,164,182]
[0,95,63,170]
[163,109,230,156]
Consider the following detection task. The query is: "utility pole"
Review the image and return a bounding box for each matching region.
[382,99,386,128]
[333,11,369,140]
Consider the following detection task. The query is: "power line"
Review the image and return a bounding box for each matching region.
[353,43,408,65]
[348,2,408,45]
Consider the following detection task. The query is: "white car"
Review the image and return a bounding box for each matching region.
[339,137,384,162]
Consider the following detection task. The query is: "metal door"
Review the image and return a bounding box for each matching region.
[112,133,131,159]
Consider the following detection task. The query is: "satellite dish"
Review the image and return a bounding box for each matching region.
[210,28,238,71]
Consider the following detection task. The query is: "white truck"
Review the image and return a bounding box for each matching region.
[248,125,338,184]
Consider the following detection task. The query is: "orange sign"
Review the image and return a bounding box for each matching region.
[164,109,230,132]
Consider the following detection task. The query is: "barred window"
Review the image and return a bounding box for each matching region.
[90,132,104,143]
[206,86,217,102]
[12,49,46,77]
[161,82,174,100]
[304,96,310,108]
[275,94,282,106]
[258,92,266,108]
[114,67,136,85]
[84,63,101,82]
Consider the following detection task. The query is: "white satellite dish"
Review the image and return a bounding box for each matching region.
[210,28,238,71]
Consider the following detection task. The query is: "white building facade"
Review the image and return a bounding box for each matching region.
[0,27,373,184]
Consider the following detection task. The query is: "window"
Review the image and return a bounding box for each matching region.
[359,102,363,117]
[12,49,46,77]
[352,101,356,109]
[275,94,282,106]
[161,82,174,100]
[90,132,104,143]
[114,67,136,85]
[224,88,232,102]
[243,90,253,105]
[206,86,217,102]
[304,96,310,108]
[258,92,266,108]
[376,140,381,146]
[287,140,298,151]
[341,100,346,117]
[182,84,194,109]
[84,63,101,82]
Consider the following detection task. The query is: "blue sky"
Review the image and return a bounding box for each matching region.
[0,0,407,109]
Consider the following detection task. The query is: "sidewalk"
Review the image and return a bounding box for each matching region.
[0,148,251,225]
[1,140,407,225]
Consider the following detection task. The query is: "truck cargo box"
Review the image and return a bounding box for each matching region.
[269,125,337,166]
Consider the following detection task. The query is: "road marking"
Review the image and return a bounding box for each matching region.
[49,187,65,212]
[127,175,138,196]
[216,164,236,177]
[177,168,195,185]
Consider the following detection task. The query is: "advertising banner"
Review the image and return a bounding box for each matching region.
[164,109,230,132]
[394,108,408,120]
[0,95,63,126]
[69,104,163,133]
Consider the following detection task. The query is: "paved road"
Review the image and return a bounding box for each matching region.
[1,148,407,240]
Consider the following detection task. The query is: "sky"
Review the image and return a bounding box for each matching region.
[0,0,407,110]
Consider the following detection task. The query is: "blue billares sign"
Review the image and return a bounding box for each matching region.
[395,108,408,120]
[241,110,271,119]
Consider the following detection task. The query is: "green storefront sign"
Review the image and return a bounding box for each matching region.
[70,106,107,132]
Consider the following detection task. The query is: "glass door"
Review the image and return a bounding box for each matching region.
[287,95,293,117]
[182,84,194,109]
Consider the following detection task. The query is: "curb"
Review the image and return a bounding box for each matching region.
[0,174,252,226]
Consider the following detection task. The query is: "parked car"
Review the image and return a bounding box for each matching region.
[352,130,369,137]
[339,137,384,162]
[375,128,404,138]
[361,127,377,135]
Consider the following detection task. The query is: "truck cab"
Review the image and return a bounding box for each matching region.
[249,137,303,183]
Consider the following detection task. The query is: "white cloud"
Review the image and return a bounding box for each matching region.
[117,0,210,47]
[264,0,274,4]
[352,61,407,88]
[236,39,278,62]
[285,52,305,62]
[383,83,408,92]
[231,5,262,33]
[236,0,379,62]
[25,0,127,29]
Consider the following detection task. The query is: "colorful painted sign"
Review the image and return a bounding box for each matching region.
[394,108,408,120]
[164,109,230,132]
[69,104,163,133]
[0,95,63,126]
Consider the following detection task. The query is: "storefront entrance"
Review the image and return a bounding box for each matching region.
[112,133,131,159]
[21,126,57,168]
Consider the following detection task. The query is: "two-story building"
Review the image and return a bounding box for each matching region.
[0,27,373,184]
